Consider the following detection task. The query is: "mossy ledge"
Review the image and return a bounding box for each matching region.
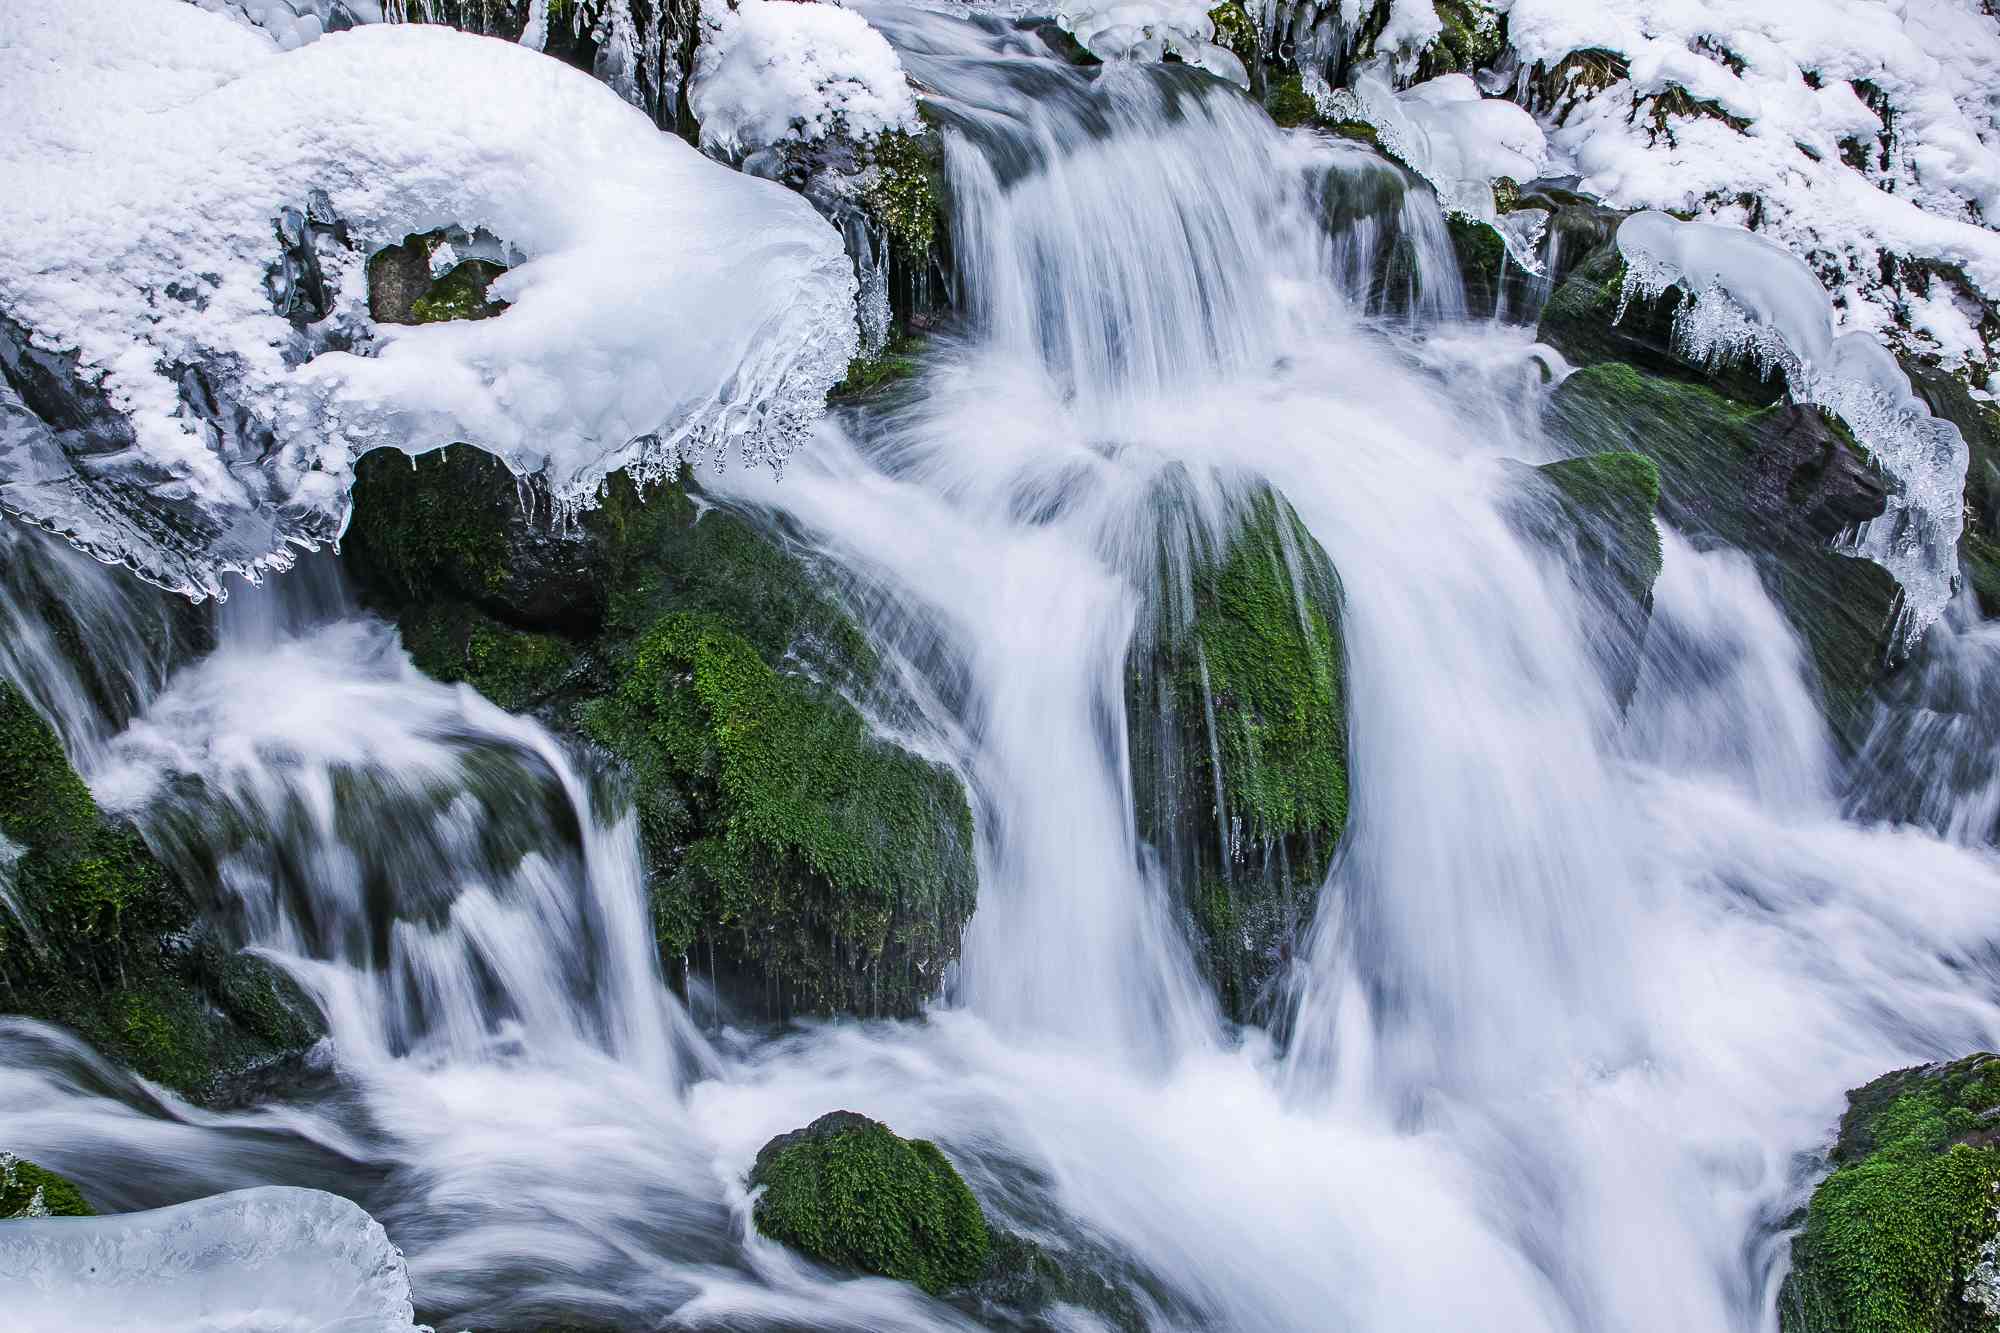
[750,1111,990,1296]
[1780,1054,2000,1333]
[1127,486,1349,1021]
[0,1152,95,1219]
[342,448,978,1020]
[0,682,321,1096]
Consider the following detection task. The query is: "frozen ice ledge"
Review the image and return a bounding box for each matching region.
[0,0,858,601]
[0,1185,421,1332]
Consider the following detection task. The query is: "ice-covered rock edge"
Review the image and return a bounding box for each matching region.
[0,0,857,602]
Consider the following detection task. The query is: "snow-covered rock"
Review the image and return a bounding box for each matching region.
[0,1186,421,1331]
[690,0,921,159]
[1051,0,1251,87]
[0,0,856,601]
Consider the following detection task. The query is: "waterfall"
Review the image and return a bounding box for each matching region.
[6,5,2000,1331]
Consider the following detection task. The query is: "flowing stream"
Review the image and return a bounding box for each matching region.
[6,7,2000,1330]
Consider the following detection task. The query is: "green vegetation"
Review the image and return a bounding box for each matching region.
[1207,1,1259,67]
[751,1111,990,1295]
[0,683,320,1095]
[0,1153,94,1219]
[1267,74,1319,130]
[409,259,507,324]
[1128,488,1348,1019]
[342,451,978,1018]
[864,131,944,264]
[582,612,974,1016]
[1780,1054,2000,1333]
[1419,0,1505,78]
[1537,451,1664,605]
[832,333,928,403]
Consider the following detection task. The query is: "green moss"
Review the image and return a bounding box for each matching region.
[582,611,975,1015]
[1128,489,1348,1020]
[0,682,320,1095]
[1207,1,1258,66]
[832,333,927,402]
[399,602,578,713]
[1781,1054,2000,1333]
[1267,74,1319,129]
[409,259,507,324]
[1421,0,1505,78]
[0,1153,93,1218]
[344,446,514,606]
[1537,451,1664,604]
[864,132,944,264]
[750,1111,989,1295]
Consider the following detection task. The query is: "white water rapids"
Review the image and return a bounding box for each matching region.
[6,7,2000,1330]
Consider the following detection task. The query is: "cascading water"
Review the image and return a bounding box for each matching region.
[6,7,2000,1331]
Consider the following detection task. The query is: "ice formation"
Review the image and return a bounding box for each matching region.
[1050,0,1250,87]
[1326,66,1548,262]
[0,1186,420,1331]
[690,0,921,159]
[1617,210,1969,640]
[0,0,857,600]
[1505,0,2000,371]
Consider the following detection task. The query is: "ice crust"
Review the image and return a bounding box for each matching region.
[0,1186,421,1331]
[1505,0,2000,371]
[1051,0,1251,87]
[1617,210,1969,640]
[690,0,921,158]
[0,0,857,600]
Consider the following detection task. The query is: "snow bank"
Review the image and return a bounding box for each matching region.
[0,0,856,600]
[1618,210,1969,640]
[691,0,921,158]
[0,1186,420,1331]
[1051,0,1250,87]
[1504,0,2000,371]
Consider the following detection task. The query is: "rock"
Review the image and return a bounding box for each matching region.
[749,1111,989,1296]
[0,681,322,1097]
[1514,451,1663,708]
[1547,362,1899,740]
[341,456,979,1020]
[1780,1054,2000,1333]
[1126,485,1349,1023]
[0,1152,93,1219]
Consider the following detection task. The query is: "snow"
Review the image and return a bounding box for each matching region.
[0,0,857,601]
[1500,0,2000,371]
[1618,210,1969,640]
[690,0,922,159]
[1326,65,1548,260]
[0,1186,421,1331]
[191,0,387,48]
[1051,0,1251,87]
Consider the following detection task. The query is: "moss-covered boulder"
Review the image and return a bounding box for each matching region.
[1512,451,1663,708]
[1780,1054,2000,1333]
[342,452,978,1019]
[1127,487,1348,1022]
[750,1111,990,1295]
[0,682,320,1096]
[1546,362,1899,739]
[0,1152,93,1219]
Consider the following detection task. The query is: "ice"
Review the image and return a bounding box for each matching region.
[191,0,386,48]
[0,1186,420,1331]
[1617,209,1969,642]
[1326,66,1547,263]
[1050,0,1250,88]
[0,0,857,601]
[1505,0,2000,372]
[690,0,921,159]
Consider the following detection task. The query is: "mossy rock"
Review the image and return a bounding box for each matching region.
[367,232,508,327]
[832,333,928,403]
[1780,1054,2000,1333]
[398,601,580,714]
[1418,0,1505,80]
[1447,215,1507,319]
[0,1153,93,1219]
[1267,73,1319,130]
[1207,1,1259,67]
[582,611,975,1017]
[1547,362,1899,739]
[0,683,322,1096]
[1127,486,1348,1021]
[750,1111,989,1296]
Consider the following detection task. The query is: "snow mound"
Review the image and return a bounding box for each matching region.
[1051,0,1250,87]
[0,0,857,600]
[1507,0,2000,372]
[0,1186,420,1331]
[1618,210,1969,641]
[691,0,922,159]
[1326,65,1548,263]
